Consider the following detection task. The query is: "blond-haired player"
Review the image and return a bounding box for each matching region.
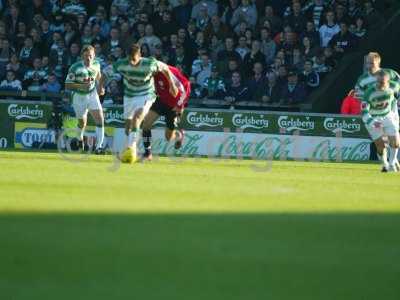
[65,45,105,154]
[355,52,400,170]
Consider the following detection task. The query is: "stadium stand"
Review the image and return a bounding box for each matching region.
[0,0,397,113]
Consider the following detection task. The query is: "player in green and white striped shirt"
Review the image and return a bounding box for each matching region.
[111,43,178,163]
[355,52,400,170]
[362,70,400,172]
[65,45,105,154]
[355,52,400,100]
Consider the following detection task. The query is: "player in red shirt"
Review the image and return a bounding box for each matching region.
[141,64,191,160]
[341,89,361,115]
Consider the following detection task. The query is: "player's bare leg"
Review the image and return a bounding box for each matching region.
[122,108,146,163]
[77,117,87,151]
[141,110,160,161]
[165,128,184,149]
[121,118,135,163]
[89,109,105,154]
[388,135,400,172]
[374,138,389,172]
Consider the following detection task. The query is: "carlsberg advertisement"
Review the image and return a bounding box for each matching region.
[1,102,372,160]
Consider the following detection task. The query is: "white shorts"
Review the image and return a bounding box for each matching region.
[72,89,102,119]
[124,94,156,120]
[366,112,400,141]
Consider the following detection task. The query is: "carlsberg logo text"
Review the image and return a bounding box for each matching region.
[8,104,44,120]
[324,118,361,133]
[232,114,269,129]
[104,109,124,123]
[187,112,223,128]
[278,116,315,131]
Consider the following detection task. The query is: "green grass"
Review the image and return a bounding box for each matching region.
[0,151,399,300]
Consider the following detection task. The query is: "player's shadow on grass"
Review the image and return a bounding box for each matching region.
[0,213,399,300]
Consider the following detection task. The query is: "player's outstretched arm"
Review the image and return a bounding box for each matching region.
[96,72,105,96]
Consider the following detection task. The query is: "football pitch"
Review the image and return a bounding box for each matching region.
[0,151,399,300]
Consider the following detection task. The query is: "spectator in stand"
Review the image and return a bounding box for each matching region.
[362,1,384,28]
[348,0,362,19]
[259,27,276,64]
[222,0,240,27]
[191,50,212,86]
[19,36,39,66]
[0,38,14,68]
[194,4,211,31]
[194,31,207,52]
[189,75,203,99]
[301,20,321,47]
[243,39,265,76]
[62,0,87,18]
[262,72,281,104]
[230,0,258,31]
[208,34,224,62]
[323,46,338,69]
[171,44,191,75]
[291,47,305,71]
[334,4,349,25]
[202,66,226,99]
[157,11,179,44]
[173,0,193,28]
[0,70,22,91]
[259,5,282,35]
[280,70,307,105]
[104,79,123,105]
[350,16,367,38]
[191,0,218,21]
[204,15,231,43]
[49,38,68,79]
[305,0,326,29]
[65,42,81,66]
[63,21,78,49]
[112,0,131,13]
[319,10,340,47]
[41,73,61,93]
[329,21,356,59]
[300,59,320,92]
[88,6,110,39]
[6,53,25,80]
[26,71,43,92]
[340,89,361,115]
[276,63,288,88]
[103,27,122,56]
[108,5,122,28]
[301,35,320,60]
[138,24,162,55]
[80,24,93,46]
[4,5,23,37]
[247,62,267,102]
[23,57,48,88]
[119,21,136,53]
[216,36,242,74]
[94,42,107,67]
[284,1,307,34]
[223,58,241,86]
[224,71,249,106]
[235,35,250,60]
[313,51,331,78]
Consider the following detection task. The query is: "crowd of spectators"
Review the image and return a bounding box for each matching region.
[0,0,387,109]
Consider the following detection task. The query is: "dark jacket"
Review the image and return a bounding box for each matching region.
[280,82,307,104]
